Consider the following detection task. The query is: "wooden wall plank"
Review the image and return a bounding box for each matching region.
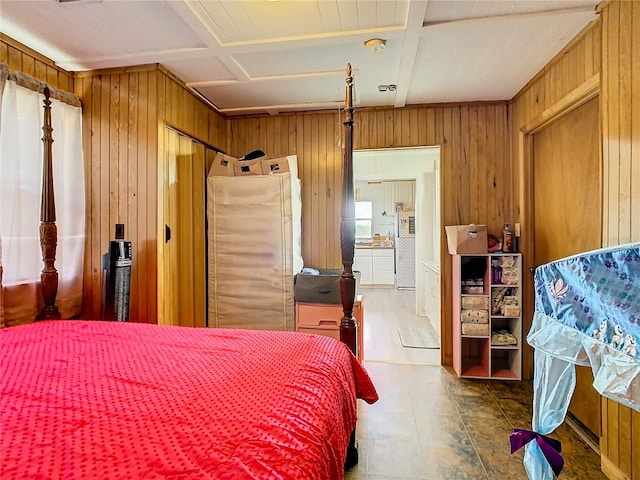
[300,115,320,268]
[318,114,328,266]
[127,72,139,322]
[602,6,611,251]
[600,1,640,479]
[22,55,35,79]
[607,2,621,246]
[416,108,429,146]
[146,70,159,324]
[46,65,57,88]
[75,76,93,319]
[0,41,8,64]
[409,109,419,145]
[618,0,632,245]
[7,45,22,71]
[136,71,149,324]
[602,397,609,460]
[393,110,402,146]
[375,110,385,148]
[468,107,479,222]
[632,0,640,243]
[118,73,129,231]
[619,405,632,477]
[100,76,111,314]
[89,76,102,317]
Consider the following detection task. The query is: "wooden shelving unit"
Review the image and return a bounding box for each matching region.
[452,253,522,380]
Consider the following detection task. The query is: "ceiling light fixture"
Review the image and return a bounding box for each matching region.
[364,38,387,54]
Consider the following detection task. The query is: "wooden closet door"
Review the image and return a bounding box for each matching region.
[533,96,601,436]
[161,128,206,328]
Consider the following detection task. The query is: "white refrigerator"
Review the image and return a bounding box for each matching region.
[395,211,415,290]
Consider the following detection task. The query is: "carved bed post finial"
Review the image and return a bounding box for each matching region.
[37,86,61,321]
[340,63,357,356]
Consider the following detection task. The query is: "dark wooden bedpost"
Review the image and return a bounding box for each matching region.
[37,87,61,321]
[339,64,357,357]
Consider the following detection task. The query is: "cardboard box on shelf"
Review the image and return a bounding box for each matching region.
[208,152,237,177]
[233,159,263,176]
[445,224,488,255]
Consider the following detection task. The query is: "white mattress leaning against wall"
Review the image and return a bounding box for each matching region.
[206,154,302,332]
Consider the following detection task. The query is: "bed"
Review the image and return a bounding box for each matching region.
[0,65,376,478]
[510,243,640,479]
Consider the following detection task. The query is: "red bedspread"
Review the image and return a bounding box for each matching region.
[1,321,377,479]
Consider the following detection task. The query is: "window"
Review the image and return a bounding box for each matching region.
[355,201,372,238]
[0,75,85,323]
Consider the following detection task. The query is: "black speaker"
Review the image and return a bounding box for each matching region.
[102,224,132,321]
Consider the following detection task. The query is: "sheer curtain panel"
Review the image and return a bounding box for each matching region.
[0,66,85,324]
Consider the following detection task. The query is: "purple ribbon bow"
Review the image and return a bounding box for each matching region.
[510,428,564,477]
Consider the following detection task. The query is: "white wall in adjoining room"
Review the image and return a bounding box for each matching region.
[354,147,441,318]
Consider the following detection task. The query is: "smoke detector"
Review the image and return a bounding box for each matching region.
[364,38,387,53]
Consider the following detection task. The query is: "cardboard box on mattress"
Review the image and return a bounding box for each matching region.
[445,224,488,255]
[209,152,237,177]
[233,159,263,176]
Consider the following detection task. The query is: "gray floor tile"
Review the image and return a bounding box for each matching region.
[346,289,603,480]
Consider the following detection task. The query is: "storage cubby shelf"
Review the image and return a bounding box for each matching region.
[452,253,522,381]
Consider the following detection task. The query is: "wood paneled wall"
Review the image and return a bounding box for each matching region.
[1,34,74,92]
[228,103,512,365]
[601,0,640,246]
[600,1,640,478]
[74,65,226,325]
[74,66,160,324]
[511,4,639,478]
[510,19,601,379]
[228,113,343,271]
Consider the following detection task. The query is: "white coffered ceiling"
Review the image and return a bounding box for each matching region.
[0,0,599,116]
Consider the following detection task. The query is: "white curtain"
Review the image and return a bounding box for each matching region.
[0,76,85,324]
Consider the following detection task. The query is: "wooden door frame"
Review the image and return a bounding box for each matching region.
[518,74,600,380]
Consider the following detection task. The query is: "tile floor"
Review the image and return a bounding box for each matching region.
[347,288,606,480]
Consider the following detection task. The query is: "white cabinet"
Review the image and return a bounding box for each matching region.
[395,181,415,210]
[372,249,395,285]
[354,249,373,285]
[354,248,395,285]
[382,183,395,223]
